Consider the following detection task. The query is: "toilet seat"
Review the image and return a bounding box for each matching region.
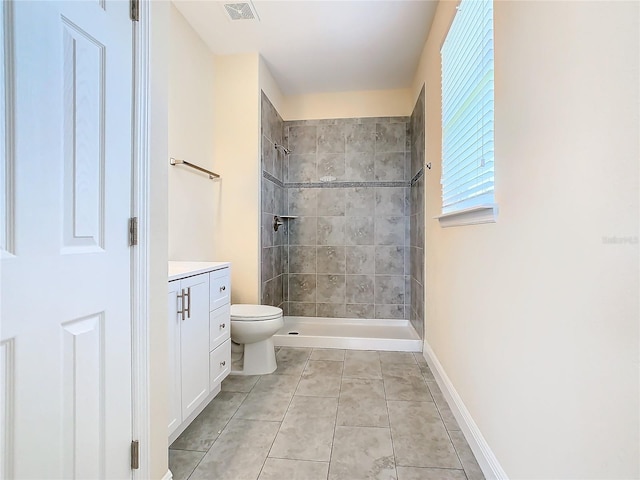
[231,304,282,322]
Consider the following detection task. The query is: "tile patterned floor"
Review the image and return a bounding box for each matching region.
[169,348,485,480]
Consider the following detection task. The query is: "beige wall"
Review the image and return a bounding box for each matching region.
[149,0,170,478]
[259,56,286,119]
[168,4,216,261]
[413,1,639,478]
[212,53,261,304]
[283,88,412,120]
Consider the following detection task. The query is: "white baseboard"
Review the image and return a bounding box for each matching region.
[423,342,509,480]
[161,469,173,480]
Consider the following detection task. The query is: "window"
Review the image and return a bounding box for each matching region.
[440,0,496,226]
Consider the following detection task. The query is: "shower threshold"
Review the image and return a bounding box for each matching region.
[273,316,422,352]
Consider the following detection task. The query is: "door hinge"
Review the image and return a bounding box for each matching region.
[129,217,138,246]
[131,440,140,470]
[130,0,139,22]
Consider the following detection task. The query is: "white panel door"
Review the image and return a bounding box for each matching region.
[179,274,210,420]
[168,281,181,437]
[0,0,134,478]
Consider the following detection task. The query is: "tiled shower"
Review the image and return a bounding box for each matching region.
[260,90,425,338]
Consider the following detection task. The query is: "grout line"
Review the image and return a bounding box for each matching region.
[183,387,251,480]
[326,349,345,480]
[380,351,399,480]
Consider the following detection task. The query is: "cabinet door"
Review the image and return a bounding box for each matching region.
[168,281,182,436]
[180,273,210,419]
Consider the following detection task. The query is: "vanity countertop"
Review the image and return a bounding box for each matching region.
[168,261,231,281]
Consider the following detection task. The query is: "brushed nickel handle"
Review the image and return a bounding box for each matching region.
[179,289,186,321]
[185,287,191,318]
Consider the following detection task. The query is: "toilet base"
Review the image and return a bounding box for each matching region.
[230,337,277,376]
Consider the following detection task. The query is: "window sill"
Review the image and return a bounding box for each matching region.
[436,204,498,228]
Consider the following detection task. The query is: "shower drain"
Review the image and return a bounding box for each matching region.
[287,331,299,335]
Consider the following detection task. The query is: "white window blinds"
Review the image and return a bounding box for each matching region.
[441,0,494,214]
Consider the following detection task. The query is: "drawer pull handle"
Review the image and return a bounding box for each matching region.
[220,323,226,329]
[220,361,226,367]
[220,285,226,292]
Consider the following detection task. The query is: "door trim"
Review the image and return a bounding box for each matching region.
[131,0,151,477]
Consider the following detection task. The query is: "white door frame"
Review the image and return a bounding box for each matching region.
[131,1,152,478]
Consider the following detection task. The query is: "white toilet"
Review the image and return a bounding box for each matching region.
[230,304,284,375]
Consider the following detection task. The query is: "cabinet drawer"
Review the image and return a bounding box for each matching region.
[209,339,231,389]
[209,268,230,311]
[209,304,230,351]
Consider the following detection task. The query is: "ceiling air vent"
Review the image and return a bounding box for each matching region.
[223,2,259,21]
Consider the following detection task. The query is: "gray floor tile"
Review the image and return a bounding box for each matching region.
[259,458,329,480]
[234,390,293,422]
[382,363,432,402]
[343,350,382,379]
[274,347,312,376]
[304,360,344,376]
[269,396,338,462]
[387,400,461,469]
[413,352,428,366]
[190,418,280,480]
[296,371,342,397]
[431,390,460,431]
[252,373,301,394]
[171,391,247,451]
[221,374,261,393]
[310,348,346,361]
[328,426,395,480]
[420,364,436,381]
[379,351,417,364]
[449,431,485,480]
[397,466,467,480]
[235,376,300,421]
[337,378,388,427]
[168,449,205,480]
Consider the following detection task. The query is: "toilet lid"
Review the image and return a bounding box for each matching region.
[231,304,283,321]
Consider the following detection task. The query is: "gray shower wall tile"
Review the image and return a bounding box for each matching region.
[317,246,346,274]
[376,123,406,153]
[345,217,375,245]
[345,188,376,217]
[289,217,317,245]
[375,217,405,246]
[279,115,413,321]
[374,152,405,182]
[346,275,375,304]
[345,124,376,153]
[289,188,318,216]
[317,303,347,318]
[317,275,346,304]
[289,274,317,303]
[375,304,405,320]
[375,246,405,275]
[345,153,375,182]
[289,246,317,273]
[345,304,375,319]
[317,125,346,154]
[375,276,404,305]
[288,154,317,183]
[317,189,345,216]
[317,217,346,245]
[288,125,318,155]
[317,153,346,182]
[375,188,406,217]
[345,246,375,274]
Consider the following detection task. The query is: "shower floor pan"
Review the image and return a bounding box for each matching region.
[273,316,422,352]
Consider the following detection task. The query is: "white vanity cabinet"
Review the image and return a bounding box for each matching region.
[168,262,231,442]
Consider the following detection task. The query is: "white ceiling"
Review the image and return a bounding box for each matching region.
[172,1,438,95]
